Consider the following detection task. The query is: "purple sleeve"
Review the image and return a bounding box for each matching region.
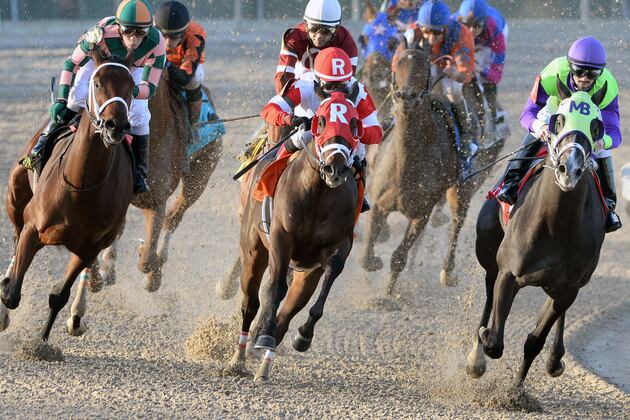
[520,78,549,131]
[601,96,622,148]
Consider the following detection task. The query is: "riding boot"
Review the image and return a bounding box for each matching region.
[596,156,622,232]
[496,134,542,205]
[131,134,150,194]
[451,100,478,161]
[353,156,370,213]
[186,87,203,145]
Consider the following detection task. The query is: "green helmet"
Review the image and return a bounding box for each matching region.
[116,0,154,28]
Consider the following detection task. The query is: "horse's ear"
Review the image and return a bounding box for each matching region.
[398,36,408,51]
[591,81,608,107]
[556,74,572,101]
[387,36,398,52]
[548,113,565,135]
[590,118,605,141]
[125,48,135,69]
[317,115,326,135]
[91,46,104,66]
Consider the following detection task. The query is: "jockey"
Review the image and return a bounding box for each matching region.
[456,0,507,138]
[359,11,399,62]
[154,1,205,139]
[497,36,622,232]
[394,0,477,159]
[261,48,383,211]
[21,0,165,194]
[275,0,359,93]
[386,0,421,32]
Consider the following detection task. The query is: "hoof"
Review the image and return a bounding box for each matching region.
[0,307,10,332]
[254,373,269,384]
[100,267,116,287]
[66,315,87,337]
[143,271,162,293]
[1,281,20,311]
[466,350,487,379]
[360,255,383,272]
[254,335,276,350]
[215,277,239,300]
[479,327,503,359]
[439,269,458,287]
[546,358,565,377]
[88,270,103,293]
[292,331,312,352]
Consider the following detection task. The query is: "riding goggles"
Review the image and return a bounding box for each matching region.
[421,27,444,36]
[119,25,150,37]
[569,64,603,80]
[307,24,337,36]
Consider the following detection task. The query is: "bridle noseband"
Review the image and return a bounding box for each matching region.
[545,131,595,188]
[87,62,132,145]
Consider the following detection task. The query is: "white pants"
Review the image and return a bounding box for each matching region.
[67,59,150,135]
[431,65,464,103]
[183,64,205,91]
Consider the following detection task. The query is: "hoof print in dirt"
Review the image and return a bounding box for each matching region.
[15,339,65,362]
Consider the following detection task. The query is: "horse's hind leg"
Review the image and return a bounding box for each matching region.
[387,215,429,295]
[516,290,578,387]
[359,204,388,272]
[139,205,166,292]
[41,253,95,341]
[440,185,473,287]
[66,267,91,336]
[466,270,497,378]
[546,312,567,378]
[275,268,323,346]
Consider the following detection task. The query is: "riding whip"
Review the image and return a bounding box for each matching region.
[196,113,260,127]
[232,127,299,181]
[461,139,542,182]
[50,76,56,105]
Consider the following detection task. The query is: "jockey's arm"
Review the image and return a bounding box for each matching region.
[449,27,475,85]
[134,35,166,100]
[168,33,205,88]
[58,42,91,101]
[260,84,303,126]
[356,92,383,145]
[601,96,622,149]
[275,29,299,94]
[482,18,506,85]
[520,76,549,137]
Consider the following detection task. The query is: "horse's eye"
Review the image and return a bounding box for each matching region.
[94,82,100,89]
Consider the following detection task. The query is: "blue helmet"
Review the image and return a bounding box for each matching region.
[457,0,488,25]
[417,0,451,30]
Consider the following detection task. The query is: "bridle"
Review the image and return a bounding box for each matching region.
[87,62,132,145]
[390,49,432,105]
[545,130,595,189]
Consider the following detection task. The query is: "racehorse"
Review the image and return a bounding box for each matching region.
[0,49,135,340]
[466,81,608,388]
[90,73,223,293]
[359,38,494,292]
[229,92,362,383]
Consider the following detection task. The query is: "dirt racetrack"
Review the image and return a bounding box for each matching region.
[0,18,628,418]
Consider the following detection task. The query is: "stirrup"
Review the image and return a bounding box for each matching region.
[19,153,40,171]
[605,211,622,233]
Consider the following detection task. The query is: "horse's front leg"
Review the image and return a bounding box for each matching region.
[294,242,350,352]
[466,270,497,378]
[387,214,429,295]
[66,267,91,336]
[516,290,578,387]
[359,203,388,272]
[42,253,95,341]
[1,224,42,310]
[440,185,472,287]
[0,256,16,331]
[546,312,567,378]
[479,270,518,359]
[139,205,166,292]
[254,227,292,383]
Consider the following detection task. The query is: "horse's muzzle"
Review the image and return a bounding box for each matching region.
[321,164,350,188]
[103,119,131,146]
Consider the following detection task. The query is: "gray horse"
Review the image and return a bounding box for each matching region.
[466,80,608,388]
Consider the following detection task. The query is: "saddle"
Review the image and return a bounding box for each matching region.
[487,148,607,225]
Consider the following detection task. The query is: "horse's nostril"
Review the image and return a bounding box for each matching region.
[558,164,566,174]
[105,120,116,130]
[575,168,583,178]
[323,165,334,175]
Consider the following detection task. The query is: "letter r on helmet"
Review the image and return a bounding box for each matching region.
[332,58,345,76]
[330,103,348,123]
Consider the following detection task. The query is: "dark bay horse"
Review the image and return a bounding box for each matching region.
[466,82,608,388]
[90,75,223,292]
[0,50,134,341]
[230,92,361,383]
[359,39,480,292]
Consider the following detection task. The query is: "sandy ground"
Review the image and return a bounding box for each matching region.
[0,19,628,418]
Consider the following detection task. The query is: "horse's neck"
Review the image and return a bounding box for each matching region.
[529,165,590,229]
[393,99,437,150]
[295,146,324,195]
[64,112,115,189]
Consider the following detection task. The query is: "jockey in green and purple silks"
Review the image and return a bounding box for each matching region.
[21,0,165,194]
[497,36,622,233]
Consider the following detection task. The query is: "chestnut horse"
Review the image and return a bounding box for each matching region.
[229,92,361,383]
[0,50,134,341]
[90,76,223,292]
[466,84,608,388]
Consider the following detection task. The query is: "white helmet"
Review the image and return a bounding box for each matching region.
[304,0,342,27]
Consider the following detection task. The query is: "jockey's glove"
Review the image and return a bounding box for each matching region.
[288,116,312,129]
[49,99,68,123]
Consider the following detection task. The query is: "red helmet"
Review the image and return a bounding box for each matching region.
[314,47,352,82]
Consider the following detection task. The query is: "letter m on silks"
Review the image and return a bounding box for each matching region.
[330,103,349,124]
[569,101,591,116]
[332,58,345,76]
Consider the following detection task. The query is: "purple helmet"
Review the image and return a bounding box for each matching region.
[417,0,451,30]
[568,36,606,69]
